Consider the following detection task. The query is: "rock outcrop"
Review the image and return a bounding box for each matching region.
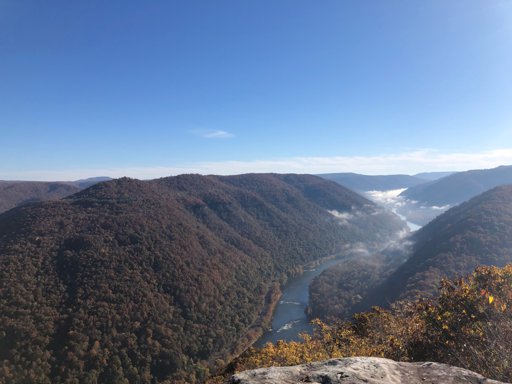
[230,357,506,384]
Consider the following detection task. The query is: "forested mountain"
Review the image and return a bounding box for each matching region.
[318,172,426,192]
[367,185,512,305]
[72,176,112,189]
[308,244,410,320]
[401,165,512,206]
[0,181,81,214]
[0,173,405,383]
[0,177,112,214]
[309,184,512,320]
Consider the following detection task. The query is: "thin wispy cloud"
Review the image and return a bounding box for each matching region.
[192,129,235,139]
[4,148,512,181]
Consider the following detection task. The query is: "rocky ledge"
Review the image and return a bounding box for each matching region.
[229,357,506,384]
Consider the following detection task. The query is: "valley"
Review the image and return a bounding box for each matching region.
[322,165,512,226]
[255,257,346,346]
[307,183,512,323]
[0,177,111,214]
[5,3,511,382]
[2,167,512,383]
[0,174,405,383]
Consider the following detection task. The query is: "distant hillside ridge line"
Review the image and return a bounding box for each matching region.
[364,184,512,307]
[400,165,512,206]
[0,177,112,214]
[318,172,426,192]
[308,183,512,321]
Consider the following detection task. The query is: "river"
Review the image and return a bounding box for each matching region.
[254,257,344,347]
[254,219,420,347]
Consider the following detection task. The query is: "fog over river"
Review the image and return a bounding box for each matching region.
[255,197,422,347]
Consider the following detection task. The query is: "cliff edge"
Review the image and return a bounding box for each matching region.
[229,357,506,384]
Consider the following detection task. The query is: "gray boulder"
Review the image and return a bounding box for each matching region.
[230,357,507,384]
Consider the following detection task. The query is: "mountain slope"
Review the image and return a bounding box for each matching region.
[318,173,426,192]
[308,244,411,320]
[72,176,112,189]
[0,173,405,383]
[401,165,512,206]
[369,185,512,305]
[0,181,81,213]
[413,171,454,181]
[0,177,112,214]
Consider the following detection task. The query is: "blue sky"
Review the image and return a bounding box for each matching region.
[1,0,512,180]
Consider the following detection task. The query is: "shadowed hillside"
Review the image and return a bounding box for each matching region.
[401,165,512,206]
[308,185,512,320]
[413,171,454,181]
[0,181,81,213]
[318,172,426,192]
[0,178,112,214]
[367,185,512,306]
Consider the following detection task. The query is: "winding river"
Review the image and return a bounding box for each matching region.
[255,258,344,347]
[254,219,420,347]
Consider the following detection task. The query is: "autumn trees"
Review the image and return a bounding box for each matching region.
[0,174,403,383]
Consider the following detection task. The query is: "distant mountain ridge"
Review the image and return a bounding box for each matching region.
[0,177,112,214]
[413,171,454,181]
[0,173,405,383]
[72,176,112,189]
[0,181,81,214]
[369,185,512,305]
[401,165,512,206]
[318,172,426,192]
[309,184,512,319]
[318,171,458,228]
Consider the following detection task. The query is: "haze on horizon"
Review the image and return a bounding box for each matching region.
[1,1,512,181]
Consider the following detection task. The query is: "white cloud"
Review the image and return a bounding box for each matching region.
[327,209,354,225]
[3,148,512,181]
[193,129,235,139]
[365,189,407,205]
[364,187,449,229]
